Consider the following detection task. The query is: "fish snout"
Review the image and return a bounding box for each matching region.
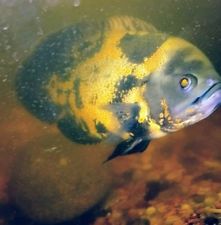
[194,81,221,117]
[204,81,221,100]
[174,81,221,128]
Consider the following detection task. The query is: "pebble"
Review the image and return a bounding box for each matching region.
[204,216,219,225]
[146,206,156,216]
[204,197,215,206]
[166,215,183,225]
[192,194,205,203]
[180,203,193,215]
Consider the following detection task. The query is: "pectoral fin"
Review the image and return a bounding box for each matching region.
[106,137,150,161]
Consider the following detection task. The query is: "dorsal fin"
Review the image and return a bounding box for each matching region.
[107,16,158,33]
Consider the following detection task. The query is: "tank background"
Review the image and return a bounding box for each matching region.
[0,0,221,225]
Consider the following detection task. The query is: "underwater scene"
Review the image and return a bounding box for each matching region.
[0,0,221,224]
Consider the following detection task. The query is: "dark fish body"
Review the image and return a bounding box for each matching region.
[16,16,221,160]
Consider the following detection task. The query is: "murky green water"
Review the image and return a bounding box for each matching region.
[1,0,221,112]
[1,1,221,95]
[0,0,221,224]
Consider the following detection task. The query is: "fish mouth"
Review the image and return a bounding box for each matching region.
[162,82,221,133]
[191,82,221,106]
[179,82,221,125]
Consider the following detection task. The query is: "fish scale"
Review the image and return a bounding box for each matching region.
[16,16,221,160]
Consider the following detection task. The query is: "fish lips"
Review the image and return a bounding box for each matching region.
[192,82,221,114]
[165,82,221,132]
[181,82,221,125]
[192,82,221,106]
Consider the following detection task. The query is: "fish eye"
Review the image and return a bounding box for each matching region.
[179,74,197,91]
[180,77,191,89]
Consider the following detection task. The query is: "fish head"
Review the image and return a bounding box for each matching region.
[144,37,221,136]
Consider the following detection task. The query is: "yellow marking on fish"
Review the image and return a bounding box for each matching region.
[138,100,149,123]
[159,113,164,119]
[142,36,211,76]
[63,29,151,135]
[160,36,211,70]
[148,118,166,138]
[161,99,170,117]
[45,22,168,137]
[159,98,186,131]
[121,85,150,123]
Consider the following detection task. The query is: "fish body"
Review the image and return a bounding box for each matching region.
[16,16,221,160]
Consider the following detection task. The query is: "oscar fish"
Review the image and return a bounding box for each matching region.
[16,16,221,161]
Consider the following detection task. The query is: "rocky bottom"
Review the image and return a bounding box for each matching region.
[96,109,221,225]
[0,109,221,225]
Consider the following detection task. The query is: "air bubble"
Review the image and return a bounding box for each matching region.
[73,0,80,7]
[2,26,9,31]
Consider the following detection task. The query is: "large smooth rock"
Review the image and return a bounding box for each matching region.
[9,134,113,223]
